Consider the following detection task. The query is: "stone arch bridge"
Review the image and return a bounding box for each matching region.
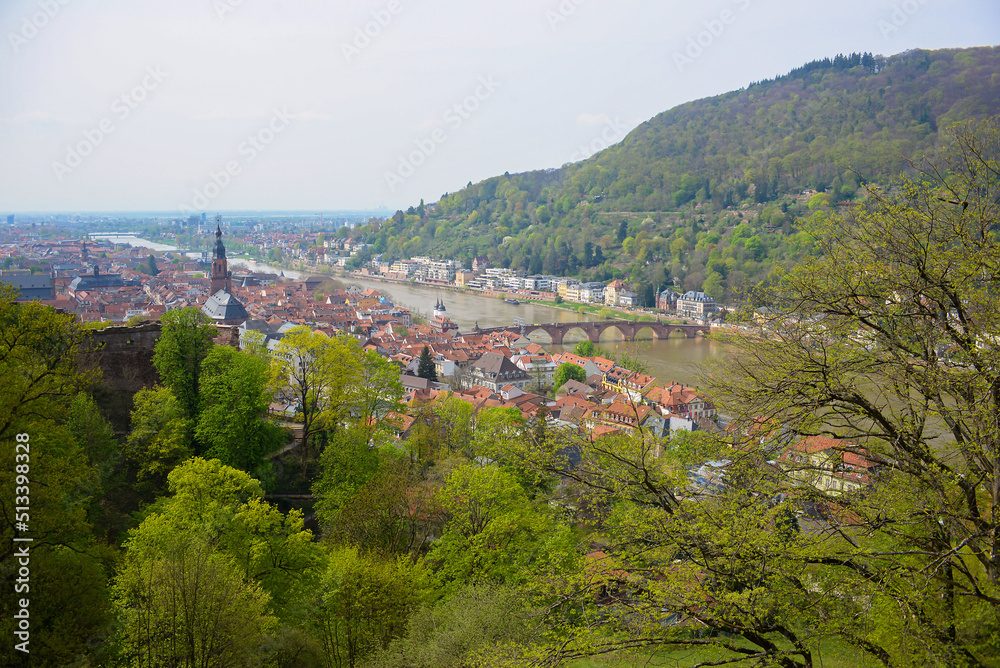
[473,320,710,345]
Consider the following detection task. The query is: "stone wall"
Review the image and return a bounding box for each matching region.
[84,322,163,433]
[83,321,240,433]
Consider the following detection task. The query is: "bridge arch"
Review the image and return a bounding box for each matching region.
[521,326,555,344]
[478,319,710,343]
[633,325,662,341]
[596,322,630,342]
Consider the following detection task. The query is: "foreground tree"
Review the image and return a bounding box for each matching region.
[499,118,1000,667]
[124,386,194,497]
[705,117,1000,665]
[113,533,276,668]
[273,326,360,461]
[0,293,115,663]
[152,307,216,423]
[309,546,434,668]
[196,345,284,472]
[348,349,405,436]
[113,458,325,666]
[370,585,537,668]
[428,463,576,590]
[0,283,95,442]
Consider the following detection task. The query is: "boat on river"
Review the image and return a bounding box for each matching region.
[503,298,520,305]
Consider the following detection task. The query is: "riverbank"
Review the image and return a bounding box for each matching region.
[218,258,730,387]
[335,270,697,325]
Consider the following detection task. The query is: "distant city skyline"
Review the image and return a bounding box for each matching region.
[1,0,997,213]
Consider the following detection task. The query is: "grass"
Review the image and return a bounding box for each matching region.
[568,636,875,668]
[521,298,669,323]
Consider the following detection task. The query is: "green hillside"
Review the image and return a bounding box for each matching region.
[344,46,1000,304]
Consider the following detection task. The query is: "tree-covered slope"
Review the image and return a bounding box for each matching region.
[345,46,1000,304]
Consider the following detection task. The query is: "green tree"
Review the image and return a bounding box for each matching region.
[428,463,575,589]
[370,585,536,668]
[145,253,159,275]
[572,340,601,357]
[124,386,194,494]
[430,394,475,455]
[113,532,277,668]
[330,463,434,558]
[349,349,405,434]
[310,546,435,668]
[152,307,216,423]
[0,421,115,665]
[68,392,132,540]
[553,363,586,391]
[273,326,361,462]
[114,457,324,636]
[196,345,284,472]
[744,234,766,260]
[705,118,1000,665]
[0,292,117,663]
[29,546,114,665]
[702,270,725,301]
[313,426,382,524]
[417,345,438,382]
[0,283,95,443]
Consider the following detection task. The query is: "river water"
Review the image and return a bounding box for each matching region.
[89,234,179,252]
[233,260,726,388]
[99,240,724,386]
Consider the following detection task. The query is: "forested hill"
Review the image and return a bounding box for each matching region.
[348,46,999,304]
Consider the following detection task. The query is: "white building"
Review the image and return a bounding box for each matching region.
[514,353,557,388]
[676,291,716,318]
[578,282,606,303]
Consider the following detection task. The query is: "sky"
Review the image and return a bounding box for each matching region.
[1,0,997,214]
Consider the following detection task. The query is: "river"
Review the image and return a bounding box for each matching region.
[95,241,724,386]
[233,260,726,388]
[88,234,179,252]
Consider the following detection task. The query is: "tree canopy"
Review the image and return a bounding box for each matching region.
[196,345,284,472]
[553,363,586,391]
[417,346,438,383]
[152,307,216,424]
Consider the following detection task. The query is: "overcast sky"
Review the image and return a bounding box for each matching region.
[1,0,997,214]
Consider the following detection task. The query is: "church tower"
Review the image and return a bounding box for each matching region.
[202,215,248,325]
[210,216,231,294]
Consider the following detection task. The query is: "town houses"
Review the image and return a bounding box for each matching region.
[0,221,878,500]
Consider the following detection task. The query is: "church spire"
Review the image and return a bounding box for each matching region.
[210,218,230,294]
[213,215,226,260]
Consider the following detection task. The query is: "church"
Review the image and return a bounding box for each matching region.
[201,221,249,325]
[431,298,457,334]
